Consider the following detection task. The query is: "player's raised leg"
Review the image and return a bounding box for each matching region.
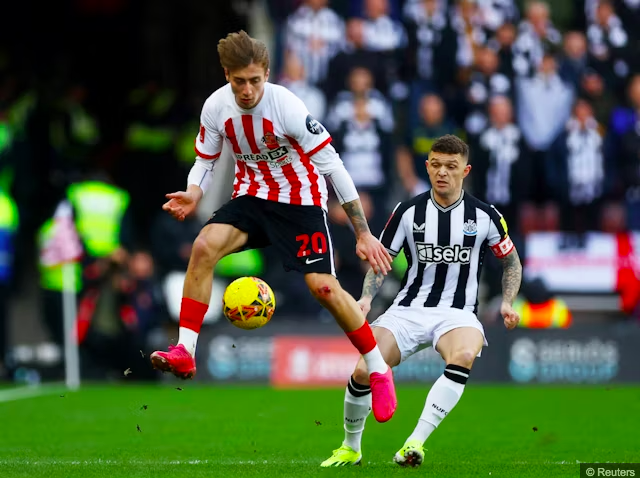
[305,273,397,422]
[321,327,401,467]
[395,327,484,467]
[150,223,247,378]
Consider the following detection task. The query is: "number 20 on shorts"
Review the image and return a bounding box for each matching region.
[296,232,327,258]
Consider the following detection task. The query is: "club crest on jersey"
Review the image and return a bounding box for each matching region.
[199,124,206,143]
[463,219,477,236]
[306,114,324,135]
[261,132,280,149]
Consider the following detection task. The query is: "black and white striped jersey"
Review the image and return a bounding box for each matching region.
[380,189,514,314]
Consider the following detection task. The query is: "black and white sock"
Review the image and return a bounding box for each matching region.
[407,364,470,444]
[343,376,372,452]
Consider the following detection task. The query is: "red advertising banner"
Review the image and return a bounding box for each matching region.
[271,336,361,387]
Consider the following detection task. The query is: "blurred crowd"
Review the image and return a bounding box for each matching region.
[0,0,639,379]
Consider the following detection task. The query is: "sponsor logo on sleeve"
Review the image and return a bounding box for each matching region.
[305,114,324,135]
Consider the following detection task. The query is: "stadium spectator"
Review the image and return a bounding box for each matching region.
[278,52,327,122]
[471,95,528,232]
[512,1,562,77]
[488,22,517,79]
[284,0,345,86]
[476,0,519,32]
[396,94,460,195]
[323,18,393,102]
[587,0,633,92]
[558,31,591,89]
[516,53,574,203]
[514,278,572,328]
[450,0,489,71]
[402,0,456,97]
[331,95,393,232]
[360,0,408,53]
[463,46,513,136]
[325,67,393,133]
[546,98,606,239]
[579,69,617,127]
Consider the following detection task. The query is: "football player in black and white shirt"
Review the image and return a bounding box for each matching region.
[321,135,522,468]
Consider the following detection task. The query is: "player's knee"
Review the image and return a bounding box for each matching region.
[191,234,223,267]
[449,349,477,369]
[305,274,339,305]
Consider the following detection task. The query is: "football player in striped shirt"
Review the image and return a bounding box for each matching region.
[321,135,522,467]
[150,31,397,423]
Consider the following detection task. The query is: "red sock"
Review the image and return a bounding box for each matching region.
[179,298,209,334]
[346,321,377,355]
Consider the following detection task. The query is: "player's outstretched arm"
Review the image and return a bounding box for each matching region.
[357,267,387,317]
[342,199,393,276]
[162,185,204,222]
[497,248,522,330]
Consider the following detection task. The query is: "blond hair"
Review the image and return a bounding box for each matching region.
[217,30,270,72]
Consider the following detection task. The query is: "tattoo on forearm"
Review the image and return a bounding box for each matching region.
[361,268,386,299]
[342,199,371,237]
[499,249,522,305]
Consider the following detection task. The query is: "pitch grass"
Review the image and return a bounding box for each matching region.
[0,384,638,477]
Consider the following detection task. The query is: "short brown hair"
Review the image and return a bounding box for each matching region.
[217,30,270,72]
[430,134,469,160]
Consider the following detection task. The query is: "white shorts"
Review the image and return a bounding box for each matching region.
[371,306,488,363]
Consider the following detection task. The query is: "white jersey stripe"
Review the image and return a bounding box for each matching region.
[322,210,336,276]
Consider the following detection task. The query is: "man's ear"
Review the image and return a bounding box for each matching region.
[463,163,472,178]
[224,68,230,82]
[265,68,270,82]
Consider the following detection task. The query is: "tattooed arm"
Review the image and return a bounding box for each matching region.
[357,267,388,316]
[498,248,522,305]
[497,248,522,330]
[342,198,393,275]
[341,198,371,238]
[361,267,387,301]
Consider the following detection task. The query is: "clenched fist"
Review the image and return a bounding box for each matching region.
[501,301,520,330]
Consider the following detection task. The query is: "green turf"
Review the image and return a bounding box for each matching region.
[0,384,638,477]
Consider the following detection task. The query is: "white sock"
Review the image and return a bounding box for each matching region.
[407,364,469,445]
[363,345,388,375]
[178,327,198,357]
[343,376,372,452]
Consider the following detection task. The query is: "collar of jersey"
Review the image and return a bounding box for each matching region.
[429,189,464,213]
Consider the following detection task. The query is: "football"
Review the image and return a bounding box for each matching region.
[222,276,276,330]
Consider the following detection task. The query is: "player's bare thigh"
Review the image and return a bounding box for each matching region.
[191,223,248,265]
[352,327,401,386]
[434,327,484,367]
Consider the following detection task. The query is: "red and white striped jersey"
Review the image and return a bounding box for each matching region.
[195,82,336,209]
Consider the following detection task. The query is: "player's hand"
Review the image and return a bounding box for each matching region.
[355,233,393,276]
[357,297,372,317]
[501,301,520,330]
[162,191,197,221]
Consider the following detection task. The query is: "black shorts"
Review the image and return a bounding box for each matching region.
[206,195,335,275]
